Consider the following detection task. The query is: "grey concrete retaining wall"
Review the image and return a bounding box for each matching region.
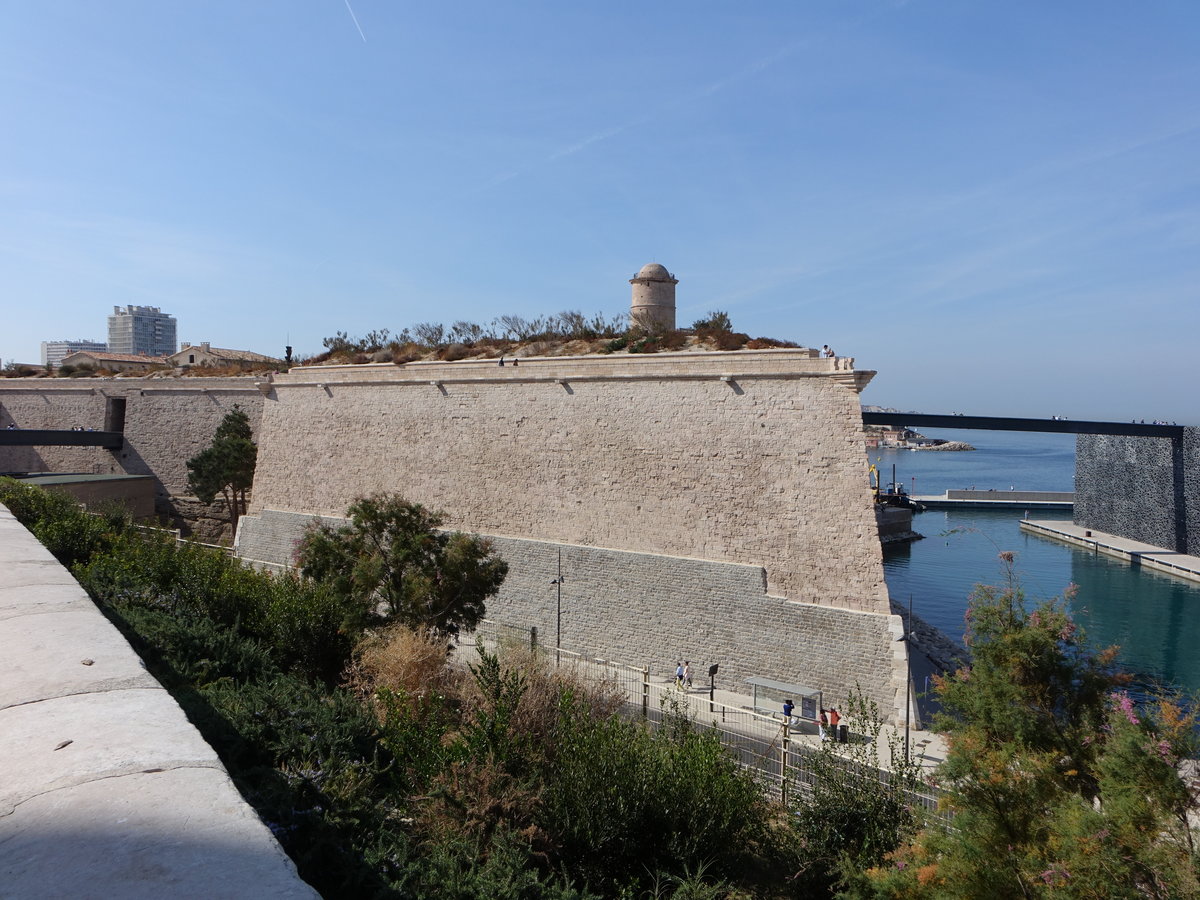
[0,503,317,899]
[238,508,914,726]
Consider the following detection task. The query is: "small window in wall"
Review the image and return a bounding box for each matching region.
[188,354,195,363]
[104,398,127,433]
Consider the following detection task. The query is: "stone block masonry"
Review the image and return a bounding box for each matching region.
[247,351,886,612]
[237,510,912,726]
[0,377,266,538]
[239,350,913,723]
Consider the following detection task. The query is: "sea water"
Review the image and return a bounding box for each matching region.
[877,429,1200,697]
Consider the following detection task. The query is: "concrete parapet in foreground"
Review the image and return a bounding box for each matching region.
[0,503,317,899]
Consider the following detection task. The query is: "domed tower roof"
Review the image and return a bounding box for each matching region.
[629,262,678,330]
[631,262,678,284]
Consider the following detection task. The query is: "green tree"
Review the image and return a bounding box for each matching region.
[791,689,926,896]
[186,404,257,528]
[295,494,507,637]
[850,561,1200,899]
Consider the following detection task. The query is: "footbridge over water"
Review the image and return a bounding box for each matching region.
[861,411,1184,439]
[0,428,124,450]
[862,412,1197,556]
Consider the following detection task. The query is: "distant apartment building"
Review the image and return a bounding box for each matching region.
[41,339,108,369]
[107,305,177,357]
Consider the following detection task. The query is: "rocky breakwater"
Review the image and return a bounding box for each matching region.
[896,604,968,674]
[917,440,975,452]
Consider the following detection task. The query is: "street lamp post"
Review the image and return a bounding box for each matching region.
[708,663,719,714]
[904,593,913,761]
[550,549,564,665]
[895,593,915,762]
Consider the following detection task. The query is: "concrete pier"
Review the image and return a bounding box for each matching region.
[916,490,1073,510]
[1021,519,1200,584]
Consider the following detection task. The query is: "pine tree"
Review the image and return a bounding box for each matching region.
[186,405,257,528]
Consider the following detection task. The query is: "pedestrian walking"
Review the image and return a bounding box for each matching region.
[683,660,692,689]
[674,661,684,688]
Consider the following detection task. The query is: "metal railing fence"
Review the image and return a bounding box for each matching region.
[468,620,951,824]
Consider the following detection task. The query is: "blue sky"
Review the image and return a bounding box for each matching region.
[3,2,1197,422]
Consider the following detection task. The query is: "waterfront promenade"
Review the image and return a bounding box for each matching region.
[462,625,950,812]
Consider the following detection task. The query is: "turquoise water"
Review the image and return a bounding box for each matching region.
[877,430,1200,696]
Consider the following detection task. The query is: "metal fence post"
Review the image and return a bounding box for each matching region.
[781,720,790,805]
[642,667,650,720]
[530,626,538,653]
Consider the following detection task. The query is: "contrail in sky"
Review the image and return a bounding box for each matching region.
[343,0,367,42]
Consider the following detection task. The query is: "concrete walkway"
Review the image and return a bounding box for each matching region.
[0,504,317,899]
[1022,519,1200,584]
[650,672,950,772]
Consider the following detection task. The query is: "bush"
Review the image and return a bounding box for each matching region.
[746,337,800,349]
[295,494,508,638]
[542,696,776,893]
[692,311,733,332]
[75,531,363,684]
[0,478,129,568]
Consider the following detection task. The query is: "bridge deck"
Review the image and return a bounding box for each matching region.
[0,429,123,449]
[862,412,1183,438]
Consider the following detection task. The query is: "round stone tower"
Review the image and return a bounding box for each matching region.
[629,262,678,331]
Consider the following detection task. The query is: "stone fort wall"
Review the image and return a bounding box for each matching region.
[1075,429,1200,555]
[237,351,913,723]
[0,378,266,539]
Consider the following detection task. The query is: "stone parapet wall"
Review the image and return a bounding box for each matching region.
[0,377,266,532]
[237,509,911,725]
[1075,429,1200,555]
[0,503,317,898]
[249,352,886,611]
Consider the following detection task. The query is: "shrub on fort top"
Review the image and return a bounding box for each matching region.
[295,494,508,639]
[692,310,733,332]
[746,337,800,350]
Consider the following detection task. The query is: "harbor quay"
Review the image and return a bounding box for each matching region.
[1021,519,1200,585]
[915,489,1073,510]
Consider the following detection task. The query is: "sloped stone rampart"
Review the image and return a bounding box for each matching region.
[238,351,909,722]
[247,352,887,612]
